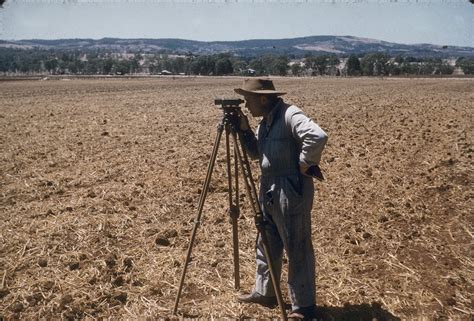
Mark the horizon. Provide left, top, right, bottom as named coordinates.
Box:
left=1, top=1, right=472, bottom=47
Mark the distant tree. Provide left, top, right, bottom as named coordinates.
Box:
left=247, top=54, right=288, bottom=76
left=387, top=63, right=401, bottom=76
left=189, top=58, right=200, bottom=75
left=272, top=56, right=289, bottom=76
left=291, top=63, right=302, bottom=76
left=103, top=58, right=114, bottom=74
left=400, top=62, right=419, bottom=75
left=160, top=56, right=174, bottom=73
left=304, top=55, right=339, bottom=76
left=147, top=63, right=158, bottom=74
left=129, top=58, right=140, bottom=74
left=134, top=52, right=143, bottom=61
left=69, top=59, right=84, bottom=74
left=456, top=57, right=474, bottom=74
left=189, top=55, right=215, bottom=75
left=394, top=55, right=404, bottom=64
left=86, top=55, right=108, bottom=74
left=437, top=63, right=454, bottom=75
left=44, top=58, right=59, bottom=74
left=215, top=57, right=233, bottom=75
left=231, top=59, right=249, bottom=75
left=346, top=54, right=361, bottom=76
left=361, top=53, right=389, bottom=76
left=305, top=55, right=327, bottom=75
left=419, top=61, right=436, bottom=75
left=113, top=59, right=130, bottom=75
left=405, top=56, right=420, bottom=63
left=173, top=57, right=186, bottom=74
left=60, top=52, right=71, bottom=63
left=249, top=56, right=268, bottom=76
left=327, top=55, right=339, bottom=65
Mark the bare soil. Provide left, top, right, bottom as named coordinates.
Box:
left=0, top=77, right=472, bottom=320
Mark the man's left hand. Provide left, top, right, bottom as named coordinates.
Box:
left=300, top=163, right=325, bottom=181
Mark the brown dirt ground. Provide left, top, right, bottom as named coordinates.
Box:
left=0, top=77, right=472, bottom=320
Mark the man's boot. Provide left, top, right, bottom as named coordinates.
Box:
left=237, top=291, right=278, bottom=308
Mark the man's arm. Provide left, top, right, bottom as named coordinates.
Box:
left=286, top=107, right=328, bottom=178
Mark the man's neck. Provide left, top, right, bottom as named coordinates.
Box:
left=262, top=99, right=281, bottom=119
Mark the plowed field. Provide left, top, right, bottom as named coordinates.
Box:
left=0, top=77, right=472, bottom=320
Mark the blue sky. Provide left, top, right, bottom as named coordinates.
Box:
left=0, top=0, right=473, bottom=47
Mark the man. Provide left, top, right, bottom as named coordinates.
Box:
left=234, top=78, right=328, bottom=320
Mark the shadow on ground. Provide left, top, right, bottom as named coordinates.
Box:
left=316, top=302, right=401, bottom=321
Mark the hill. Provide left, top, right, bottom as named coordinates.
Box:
left=1, top=36, right=472, bottom=58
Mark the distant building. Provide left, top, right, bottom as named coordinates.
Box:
left=243, top=68, right=256, bottom=76
left=160, top=70, right=173, bottom=75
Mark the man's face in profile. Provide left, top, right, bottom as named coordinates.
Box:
left=244, top=94, right=267, bottom=117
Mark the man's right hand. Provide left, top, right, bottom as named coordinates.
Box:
left=238, top=110, right=251, bottom=132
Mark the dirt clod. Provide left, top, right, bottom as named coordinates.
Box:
left=155, top=237, right=171, bottom=246
left=68, top=262, right=80, bottom=270
left=11, top=302, right=24, bottom=313
left=26, top=293, right=43, bottom=306
left=38, top=257, right=48, bottom=267
left=164, top=229, right=178, bottom=238
left=445, top=297, right=456, bottom=306
left=123, top=257, right=133, bottom=269
left=113, top=291, right=127, bottom=304
left=352, top=246, right=366, bottom=255
left=362, top=232, right=372, bottom=239
left=0, top=289, right=10, bottom=299
left=105, top=254, right=117, bottom=268
left=112, top=276, right=125, bottom=287
left=42, top=280, right=55, bottom=291
left=215, top=241, right=225, bottom=248
left=60, top=294, right=73, bottom=306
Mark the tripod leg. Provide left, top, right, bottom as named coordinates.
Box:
left=229, top=130, right=288, bottom=321
left=173, top=124, right=225, bottom=315
left=233, top=143, right=240, bottom=290
left=225, top=127, right=240, bottom=290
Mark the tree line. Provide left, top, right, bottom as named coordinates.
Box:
left=0, top=48, right=472, bottom=76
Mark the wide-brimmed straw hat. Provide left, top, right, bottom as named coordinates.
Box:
left=234, top=79, right=286, bottom=96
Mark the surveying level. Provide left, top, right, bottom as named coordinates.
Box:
left=214, top=98, right=244, bottom=108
